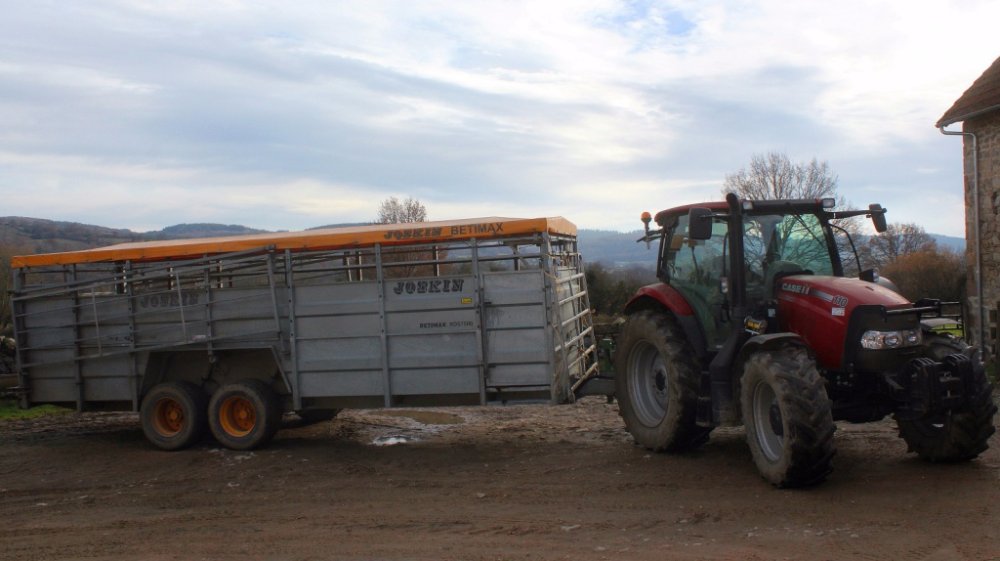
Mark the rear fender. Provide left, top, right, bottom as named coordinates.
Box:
left=624, top=284, right=694, bottom=317
left=623, top=285, right=708, bottom=359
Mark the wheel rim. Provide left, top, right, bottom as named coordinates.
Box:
left=627, top=340, right=669, bottom=427
left=752, top=380, right=784, bottom=463
left=152, top=397, right=186, bottom=437
left=218, top=396, right=256, bottom=437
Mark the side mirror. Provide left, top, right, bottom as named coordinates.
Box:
left=869, top=204, right=887, bottom=233
left=688, top=207, right=714, bottom=240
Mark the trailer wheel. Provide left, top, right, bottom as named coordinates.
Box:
left=614, top=310, right=710, bottom=452
left=209, top=380, right=282, bottom=450
left=140, top=382, right=208, bottom=451
left=297, top=409, right=341, bottom=424
left=896, top=335, right=997, bottom=462
left=740, top=345, right=835, bottom=488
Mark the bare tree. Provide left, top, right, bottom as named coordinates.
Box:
left=373, top=197, right=435, bottom=278
left=377, top=197, right=427, bottom=224
left=723, top=151, right=875, bottom=276
left=723, top=152, right=839, bottom=201
left=866, top=223, right=936, bottom=269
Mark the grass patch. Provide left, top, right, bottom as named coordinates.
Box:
left=0, top=398, right=73, bottom=421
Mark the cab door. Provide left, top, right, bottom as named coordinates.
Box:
left=661, top=215, right=733, bottom=352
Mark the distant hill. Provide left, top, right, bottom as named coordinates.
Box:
left=0, top=217, right=142, bottom=255
left=0, top=217, right=968, bottom=264
left=151, top=223, right=268, bottom=239
left=0, top=217, right=271, bottom=256
left=308, top=222, right=370, bottom=230
left=577, top=229, right=655, bottom=267
left=932, top=234, right=965, bottom=253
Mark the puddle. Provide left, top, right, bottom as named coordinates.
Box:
left=372, top=435, right=417, bottom=446
left=378, top=410, right=464, bottom=425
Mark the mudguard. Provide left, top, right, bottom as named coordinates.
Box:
left=624, top=284, right=707, bottom=359
left=735, top=333, right=809, bottom=371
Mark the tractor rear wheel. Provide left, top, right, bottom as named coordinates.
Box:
left=896, top=334, right=996, bottom=462
left=740, top=345, right=835, bottom=487
left=614, top=310, right=710, bottom=452
left=208, top=379, right=282, bottom=450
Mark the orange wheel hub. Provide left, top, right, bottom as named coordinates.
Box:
left=152, top=398, right=185, bottom=437
left=218, top=396, right=256, bottom=437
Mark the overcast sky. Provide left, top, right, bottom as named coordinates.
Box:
left=1, top=1, right=997, bottom=237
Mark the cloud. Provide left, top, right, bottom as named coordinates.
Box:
left=0, top=1, right=994, bottom=236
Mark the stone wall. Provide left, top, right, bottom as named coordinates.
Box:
left=963, top=110, right=1000, bottom=355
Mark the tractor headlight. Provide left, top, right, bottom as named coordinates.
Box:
left=860, top=328, right=922, bottom=350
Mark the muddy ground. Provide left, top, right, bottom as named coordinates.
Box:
left=1, top=397, right=998, bottom=561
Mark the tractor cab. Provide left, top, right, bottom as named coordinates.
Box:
left=643, top=194, right=886, bottom=356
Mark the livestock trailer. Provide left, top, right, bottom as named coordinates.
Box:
left=9, top=217, right=600, bottom=449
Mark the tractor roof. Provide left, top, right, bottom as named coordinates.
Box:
left=653, top=198, right=839, bottom=227
left=12, top=216, right=577, bottom=268
left=654, top=202, right=728, bottom=226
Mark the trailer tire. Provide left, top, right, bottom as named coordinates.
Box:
left=297, top=409, right=341, bottom=424
left=896, top=335, right=997, bottom=462
left=140, top=382, right=208, bottom=451
left=615, top=310, right=710, bottom=452
left=741, top=345, right=835, bottom=488
left=209, top=380, right=282, bottom=450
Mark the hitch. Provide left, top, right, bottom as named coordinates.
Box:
left=0, top=383, right=28, bottom=401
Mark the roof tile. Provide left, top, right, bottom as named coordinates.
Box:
left=937, top=55, right=1000, bottom=127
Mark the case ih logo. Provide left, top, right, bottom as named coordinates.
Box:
left=780, top=282, right=809, bottom=295
left=780, top=283, right=848, bottom=307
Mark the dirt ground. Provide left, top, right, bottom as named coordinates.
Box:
left=1, top=397, right=998, bottom=561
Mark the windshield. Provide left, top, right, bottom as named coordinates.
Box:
left=743, top=212, right=835, bottom=283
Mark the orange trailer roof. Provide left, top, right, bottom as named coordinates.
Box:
left=12, top=216, right=578, bottom=268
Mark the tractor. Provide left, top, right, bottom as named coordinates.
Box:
left=614, top=193, right=996, bottom=487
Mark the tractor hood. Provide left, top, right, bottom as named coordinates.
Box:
left=775, top=275, right=913, bottom=371
left=776, top=275, right=911, bottom=312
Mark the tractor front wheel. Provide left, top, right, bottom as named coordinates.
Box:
left=740, top=345, right=835, bottom=487
left=614, top=310, right=710, bottom=452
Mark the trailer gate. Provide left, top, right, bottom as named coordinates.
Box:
left=10, top=217, right=598, bottom=414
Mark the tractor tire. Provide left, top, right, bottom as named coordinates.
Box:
left=740, top=345, right=835, bottom=487
left=896, top=334, right=997, bottom=462
left=208, top=379, right=283, bottom=451
left=614, top=310, right=710, bottom=452
left=140, top=381, right=208, bottom=451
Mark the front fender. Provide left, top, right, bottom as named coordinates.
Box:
left=735, top=333, right=810, bottom=373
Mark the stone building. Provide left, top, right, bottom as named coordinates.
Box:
left=937, top=55, right=1000, bottom=355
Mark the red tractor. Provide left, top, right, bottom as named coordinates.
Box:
left=615, top=194, right=996, bottom=487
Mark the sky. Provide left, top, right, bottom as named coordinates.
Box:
left=1, top=1, right=998, bottom=237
